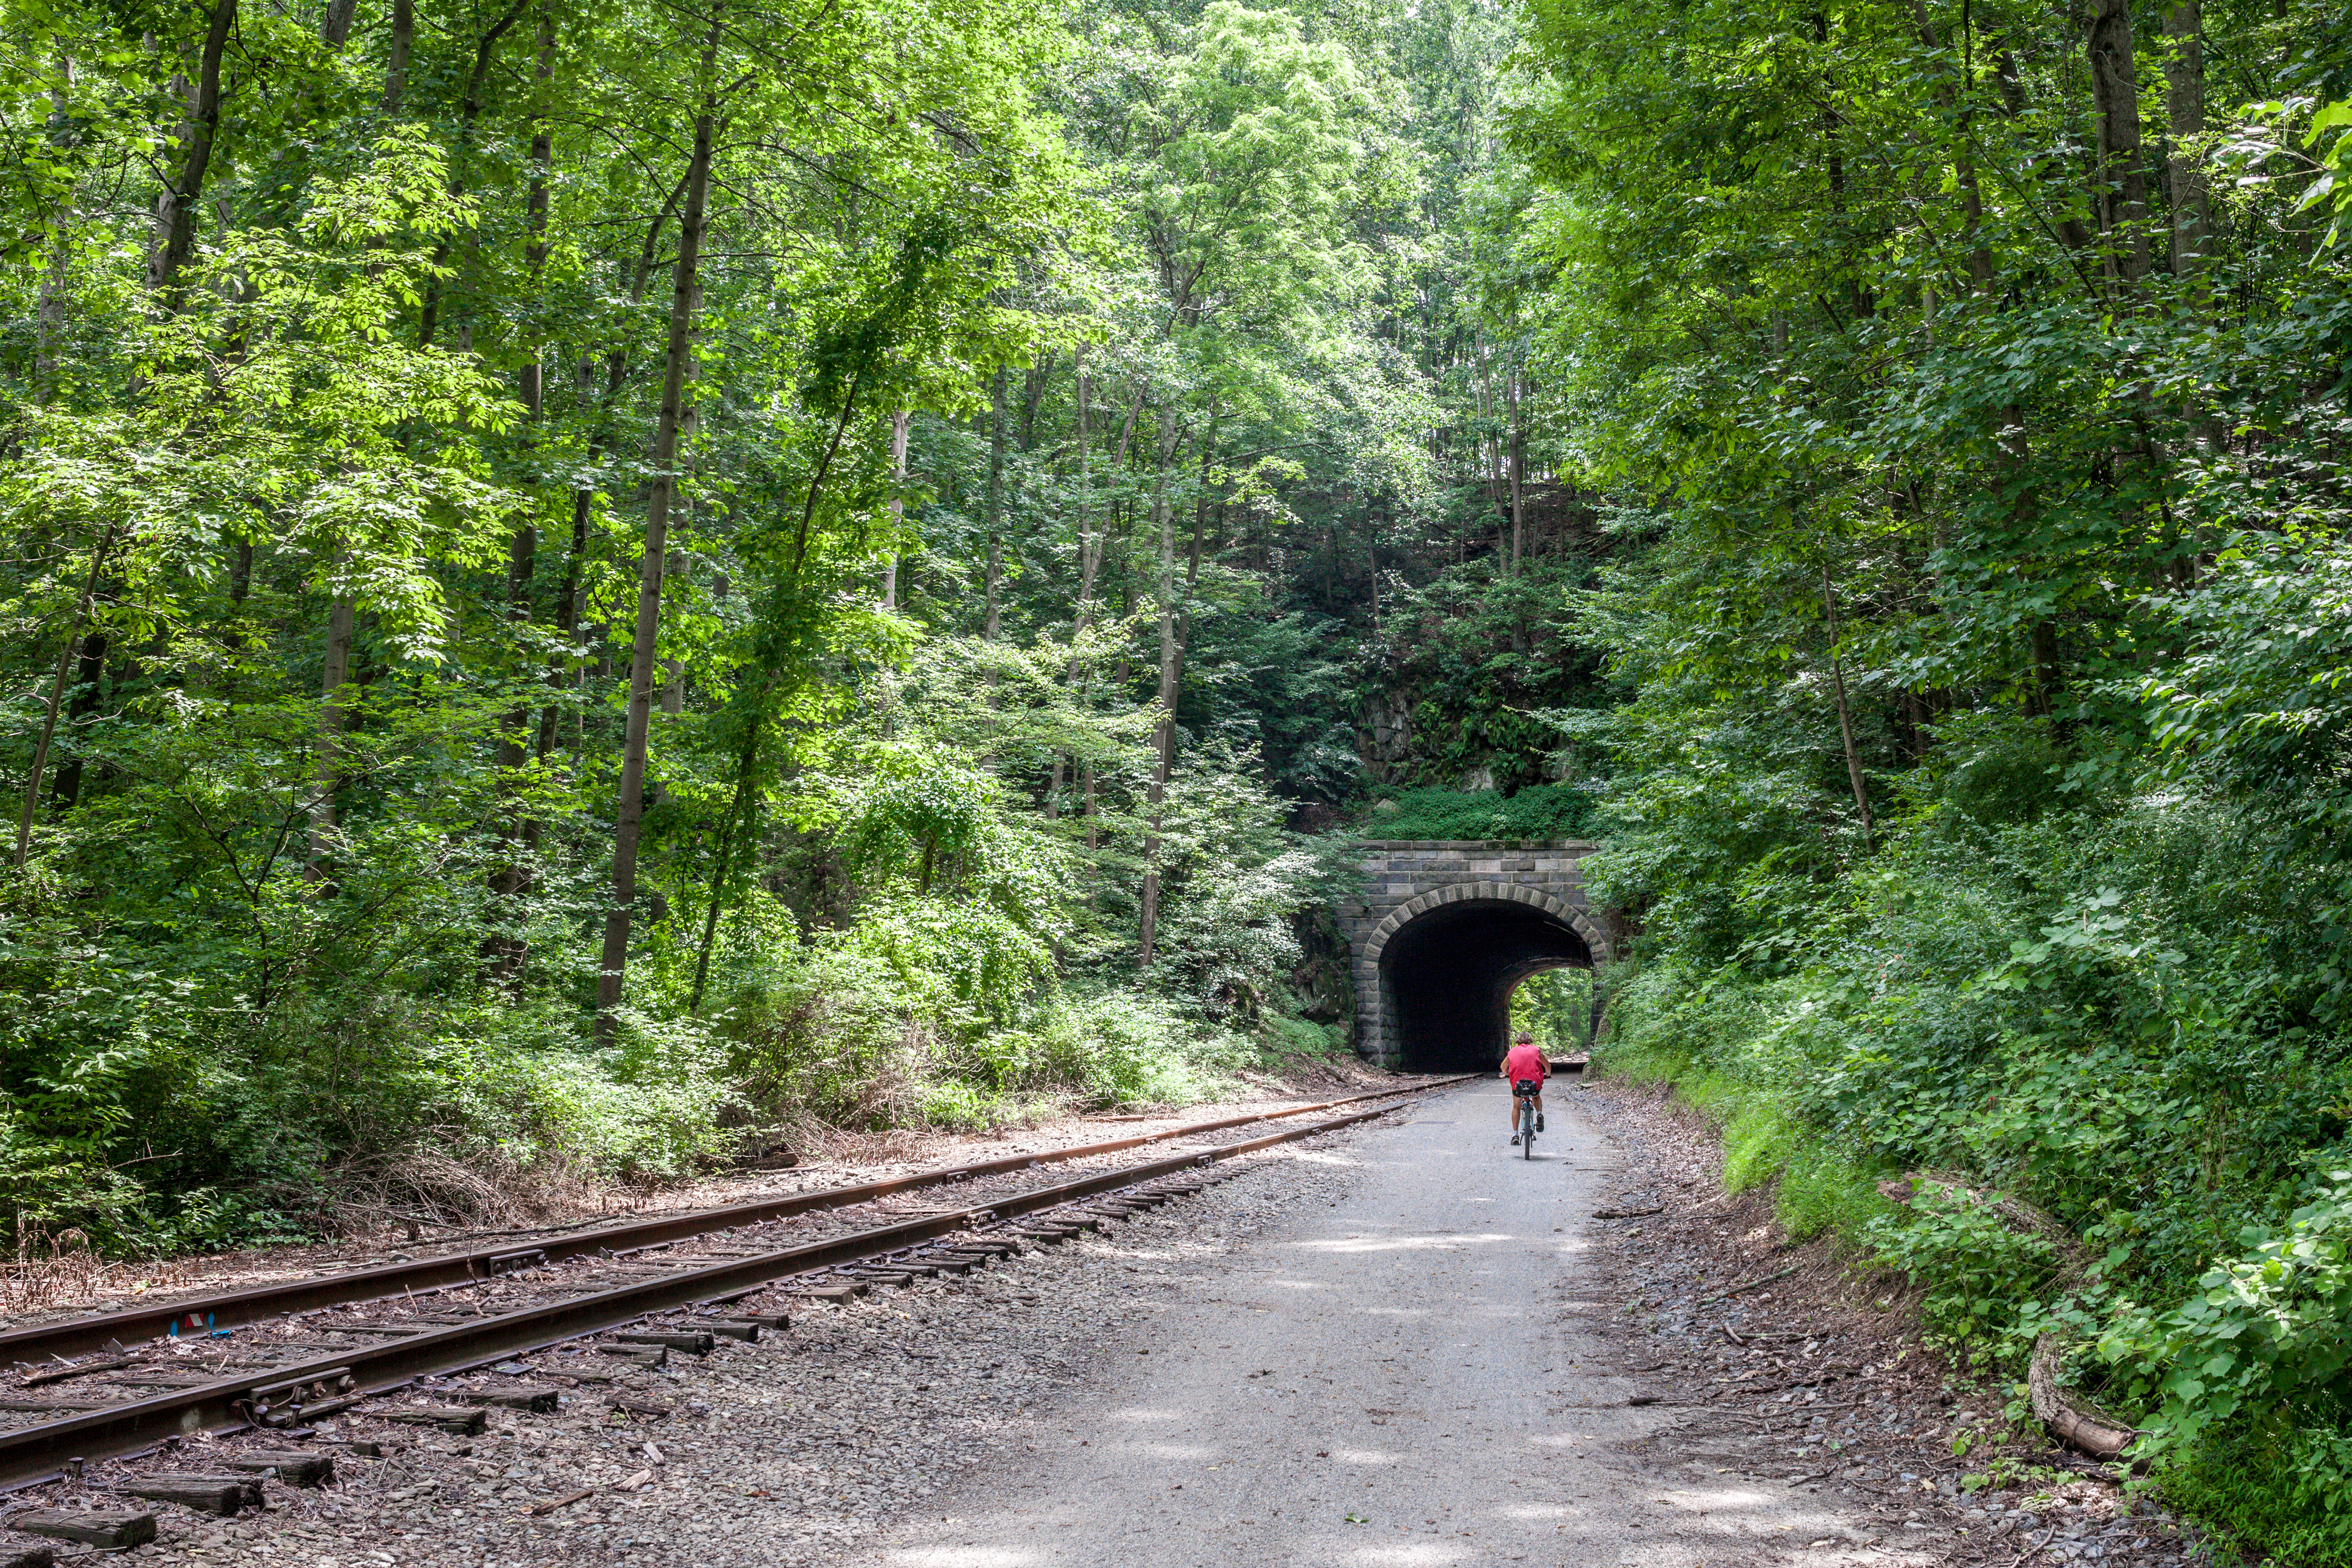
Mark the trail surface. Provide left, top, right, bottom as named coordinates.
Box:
left=854, top=1080, right=1911, bottom=1568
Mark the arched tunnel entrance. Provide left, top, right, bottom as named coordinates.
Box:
left=1377, top=897, right=1593, bottom=1073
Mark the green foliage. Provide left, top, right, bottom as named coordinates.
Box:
left=2163, top=1416, right=2352, bottom=1568
left=1359, top=783, right=1595, bottom=841
left=1593, top=963, right=1893, bottom=1243
left=1866, top=1186, right=2063, bottom=1361
left=2097, top=1169, right=2352, bottom=1457
left=1510, top=967, right=1589, bottom=1052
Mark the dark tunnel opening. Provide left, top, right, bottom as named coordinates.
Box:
left=1379, top=898, right=1592, bottom=1073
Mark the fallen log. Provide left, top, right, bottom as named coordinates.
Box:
left=2028, top=1332, right=2138, bottom=1460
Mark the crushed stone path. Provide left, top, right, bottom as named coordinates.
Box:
left=851, top=1079, right=1923, bottom=1568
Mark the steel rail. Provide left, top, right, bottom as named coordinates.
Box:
left=0, top=1076, right=1472, bottom=1367
left=0, top=1086, right=1468, bottom=1489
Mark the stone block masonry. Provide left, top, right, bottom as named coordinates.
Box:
left=1336, top=840, right=1611, bottom=1069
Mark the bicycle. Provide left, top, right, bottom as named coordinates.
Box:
left=1513, top=1078, right=1541, bottom=1159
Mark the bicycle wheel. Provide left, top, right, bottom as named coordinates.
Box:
left=1523, top=1109, right=1534, bottom=1159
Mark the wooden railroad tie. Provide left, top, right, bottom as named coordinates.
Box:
left=21, top=1357, right=134, bottom=1388
left=450, top=1385, right=562, bottom=1413
left=376, top=1405, right=488, bottom=1435
left=615, top=1330, right=712, bottom=1357
left=10, top=1510, right=156, bottom=1549
left=116, top=1473, right=264, bottom=1516
left=784, top=1283, right=866, bottom=1304
left=690, top=1319, right=761, bottom=1342
left=220, top=1451, right=334, bottom=1486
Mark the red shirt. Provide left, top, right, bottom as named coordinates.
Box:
left=1502, top=1043, right=1548, bottom=1085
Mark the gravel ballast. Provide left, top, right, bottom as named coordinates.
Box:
left=1, top=1124, right=1397, bottom=1568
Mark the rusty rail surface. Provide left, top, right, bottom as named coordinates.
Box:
left=0, top=1079, right=1472, bottom=1489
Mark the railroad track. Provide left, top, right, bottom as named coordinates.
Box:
left=0, top=1076, right=1468, bottom=1494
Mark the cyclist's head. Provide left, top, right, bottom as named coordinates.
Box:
left=1514, top=1031, right=1535, bottom=1046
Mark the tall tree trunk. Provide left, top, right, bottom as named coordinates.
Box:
left=688, top=725, right=760, bottom=1014
left=2161, top=1, right=2211, bottom=273
left=882, top=409, right=909, bottom=608
left=306, top=589, right=356, bottom=881
left=1506, top=363, right=1525, bottom=576
left=13, top=530, right=115, bottom=866
left=539, top=351, right=596, bottom=763
left=595, top=10, right=722, bottom=1041
left=1910, top=0, right=1993, bottom=289
left=381, top=0, right=413, bottom=111
left=322, top=0, right=360, bottom=46
left=982, top=370, right=1007, bottom=641
left=1172, top=415, right=1216, bottom=704
left=34, top=62, right=75, bottom=405
left=417, top=0, right=529, bottom=347
left=487, top=14, right=558, bottom=966
left=47, top=627, right=109, bottom=813
left=1820, top=564, right=1875, bottom=851
left=517, top=2, right=555, bottom=410
left=145, top=0, right=238, bottom=306
left=1049, top=349, right=1093, bottom=821
left=539, top=180, right=688, bottom=762
left=1136, top=410, right=1183, bottom=970
left=2089, top=0, right=2151, bottom=285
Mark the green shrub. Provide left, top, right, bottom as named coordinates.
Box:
left=1865, top=1184, right=2062, bottom=1360
left=1356, top=783, right=1595, bottom=841
left=2163, top=1415, right=2352, bottom=1568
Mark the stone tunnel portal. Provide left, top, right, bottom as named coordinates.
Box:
left=1377, top=897, right=1593, bottom=1074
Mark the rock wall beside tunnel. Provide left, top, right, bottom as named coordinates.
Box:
left=1338, top=841, right=1611, bottom=1071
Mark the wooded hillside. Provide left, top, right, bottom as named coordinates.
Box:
left=0, top=0, right=1609, bottom=1253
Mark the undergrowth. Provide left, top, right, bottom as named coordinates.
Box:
left=1354, top=783, right=1596, bottom=841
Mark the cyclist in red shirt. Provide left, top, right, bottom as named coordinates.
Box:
left=1502, top=1031, right=1548, bottom=1146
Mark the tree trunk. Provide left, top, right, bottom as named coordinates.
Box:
left=1820, top=564, right=1874, bottom=852
left=1071, top=353, right=1099, bottom=633
left=306, top=589, right=356, bottom=881
left=381, top=0, right=413, bottom=111
left=322, top=0, right=360, bottom=46
left=1507, top=365, right=1525, bottom=576
left=2088, top=0, right=2151, bottom=285
left=982, top=370, right=1007, bottom=641
left=688, top=726, right=760, bottom=1014
left=417, top=0, right=528, bottom=347
left=518, top=1, right=556, bottom=407
left=595, top=10, right=722, bottom=1041
left=539, top=352, right=596, bottom=763
left=1909, top=0, right=1993, bottom=289
left=2161, top=1, right=2211, bottom=273
left=1136, top=410, right=1183, bottom=969
left=882, top=408, right=909, bottom=608
left=1048, top=348, right=1092, bottom=820
left=489, top=20, right=557, bottom=961
left=13, top=531, right=115, bottom=866
left=539, top=181, right=688, bottom=762
left=145, top=0, right=239, bottom=305
left=32, top=58, right=77, bottom=405
left=45, top=628, right=110, bottom=813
